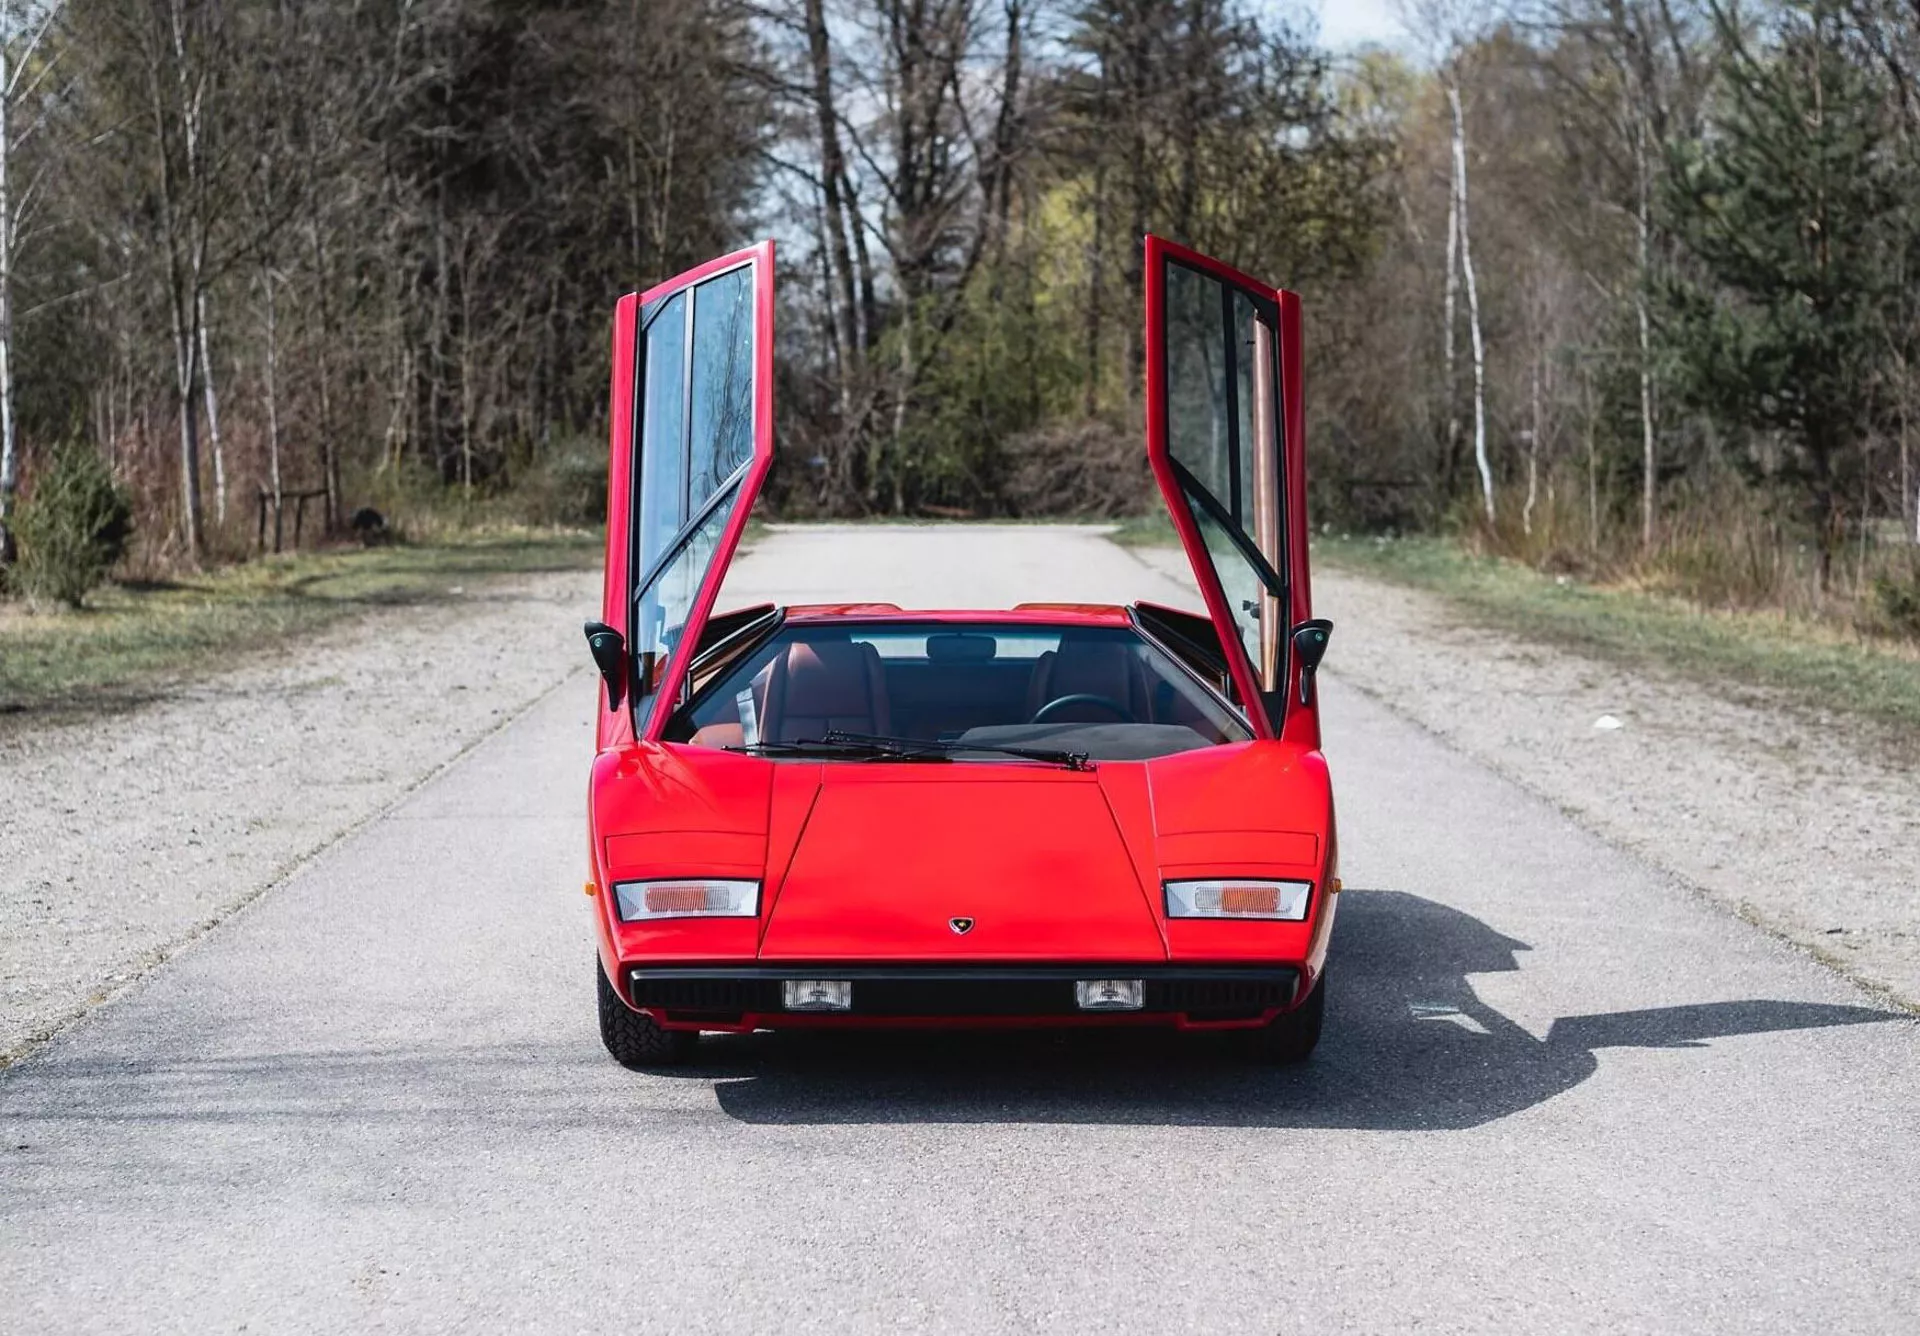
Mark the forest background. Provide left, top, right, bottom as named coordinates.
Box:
left=1, top=0, right=1918, bottom=638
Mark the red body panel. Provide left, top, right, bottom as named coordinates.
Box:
left=589, top=726, right=1338, bottom=1031
left=588, top=236, right=1337, bottom=1036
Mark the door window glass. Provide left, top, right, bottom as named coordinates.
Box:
left=1164, top=263, right=1233, bottom=509
left=1231, top=289, right=1262, bottom=526
left=637, top=291, right=688, bottom=580
left=633, top=485, right=737, bottom=704
left=1190, top=495, right=1265, bottom=669
left=689, top=267, right=755, bottom=505
left=1160, top=258, right=1286, bottom=696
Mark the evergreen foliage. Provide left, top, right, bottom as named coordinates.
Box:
left=1662, top=2, right=1910, bottom=582
left=12, top=441, right=133, bottom=609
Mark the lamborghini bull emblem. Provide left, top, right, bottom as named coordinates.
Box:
left=948, top=917, right=975, bottom=935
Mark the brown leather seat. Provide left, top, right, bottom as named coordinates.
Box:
left=761, top=640, right=892, bottom=741
left=1026, top=637, right=1149, bottom=723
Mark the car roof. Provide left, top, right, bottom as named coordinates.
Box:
left=781, top=602, right=1134, bottom=627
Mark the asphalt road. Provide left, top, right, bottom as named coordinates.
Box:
left=4, top=525, right=1917, bottom=1334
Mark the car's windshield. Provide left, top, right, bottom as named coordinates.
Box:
left=664, top=621, right=1250, bottom=762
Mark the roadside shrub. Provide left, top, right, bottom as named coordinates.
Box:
left=1003, top=415, right=1153, bottom=517
left=516, top=436, right=608, bottom=527
left=1869, top=556, right=1920, bottom=639
left=12, top=440, right=134, bottom=608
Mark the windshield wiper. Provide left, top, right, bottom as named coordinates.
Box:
left=823, top=729, right=1092, bottom=772
left=724, top=738, right=951, bottom=763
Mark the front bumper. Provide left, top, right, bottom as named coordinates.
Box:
left=623, top=964, right=1302, bottom=1030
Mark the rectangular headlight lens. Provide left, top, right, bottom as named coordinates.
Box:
left=1164, top=878, right=1311, bottom=921
left=612, top=878, right=760, bottom=922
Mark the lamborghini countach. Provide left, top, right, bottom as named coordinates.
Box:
left=582, top=236, right=1338, bottom=1068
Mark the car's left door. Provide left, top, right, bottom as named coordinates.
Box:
left=1142, top=235, right=1314, bottom=743
left=598, top=241, right=775, bottom=747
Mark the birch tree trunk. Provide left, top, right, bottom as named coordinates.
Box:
left=0, top=24, right=14, bottom=565
left=0, top=0, right=63, bottom=564
left=198, top=291, right=225, bottom=525
left=168, top=295, right=202, bottom=555
left=1901, top=347, right=1916, bottom=543
left=1442, top=139, right=1459, bottom=493
left=153, top=0, right=210, bottom=556
left=1584, top=366, right=1599, bottom=553
left=1448, top=83, right=1494, bottom=525
left=261, top=268, right=284, bottom=551
left=152, top=91, right=203, bottom=554
left=309, top=222, right=340, bottom=531
left=1525, top=353, right=1541, bottom=537
left=1634, top=113, right=1658, bottom=550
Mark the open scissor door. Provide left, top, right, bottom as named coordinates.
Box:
left=1143, top=235, right=1315, bottom=741
left=598, top=241, right=775, bottom=746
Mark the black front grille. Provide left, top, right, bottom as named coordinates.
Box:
left=1147, top=976, right=1296, bottom=1015
left=843, top=977, right=1079, bottom=1016
left=628, top=976, right=779, bottom=1014
left=628, top=966, right=1297, bottom=1020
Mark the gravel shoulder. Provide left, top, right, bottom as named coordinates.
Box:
left=0, top=565, right=597, bottom=1064
left=1133, top=543, right=1920, bottom=1009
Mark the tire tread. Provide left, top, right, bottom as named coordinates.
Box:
left=597, top=962, right=697, bottom=1068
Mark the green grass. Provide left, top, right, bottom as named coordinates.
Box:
left=1105, top=513, right=1180, bottom=548
left=1312, top=533, right=1920, bottom=747
left=0, top=529, right=599, bottom=717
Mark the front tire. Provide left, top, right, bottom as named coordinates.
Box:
left=1247, top=971, right=1325, bottom=1064
left=597, top=961, right=697, bottom=1069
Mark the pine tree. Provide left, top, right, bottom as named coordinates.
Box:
left=1662, top=1, right=1907, bottom=587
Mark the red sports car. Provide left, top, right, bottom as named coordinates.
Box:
left=582, top=235, right=1337, bottom=1068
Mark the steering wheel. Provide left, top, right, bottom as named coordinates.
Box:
left=1029, top=693, right=1135, bottom=724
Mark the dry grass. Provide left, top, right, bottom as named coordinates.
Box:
left=1314, top=531, right=1920, bottom=751
left=1462, top=480, right=1920, bottom=641
left=0, top=527, right=598, bottom=716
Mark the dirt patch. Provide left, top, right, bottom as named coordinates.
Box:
left=1132, top=546, right=1920, bottom=1009
left=0, top=567, right=598, bottom=1063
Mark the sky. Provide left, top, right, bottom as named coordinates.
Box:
left=1310, top=0, right=1413, bottom=51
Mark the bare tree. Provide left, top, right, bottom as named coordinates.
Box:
left=1447, top=81, right=1494, bottom=524
left=0, top=0, right=64, bottom=564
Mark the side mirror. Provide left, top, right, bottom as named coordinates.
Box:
left=584, top=620, right=627, bottom=709
left=1290, top=619, right=1333, bottom=707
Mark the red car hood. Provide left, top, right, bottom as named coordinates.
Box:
left=759, top=768, right=1166, bottom=961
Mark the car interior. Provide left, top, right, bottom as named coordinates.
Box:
left=666, top=621, right=1250, bottom=761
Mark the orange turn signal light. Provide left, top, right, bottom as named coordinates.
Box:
left=644, top=886, right=715, bottom=914
left=1218, top=885, right=1282, bottom=914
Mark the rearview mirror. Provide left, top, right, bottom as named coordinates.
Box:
left=1290, top=619, right=1333, bottom=707
left=583, top=620, right=627, bottom=709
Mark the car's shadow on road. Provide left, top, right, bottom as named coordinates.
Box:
left=682, top=890, right=1903, bottom=1129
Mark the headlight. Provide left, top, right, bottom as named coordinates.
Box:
left=1164, top=878, right=1311, bottom=921
left=613, top=878, right=760, bottom=922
